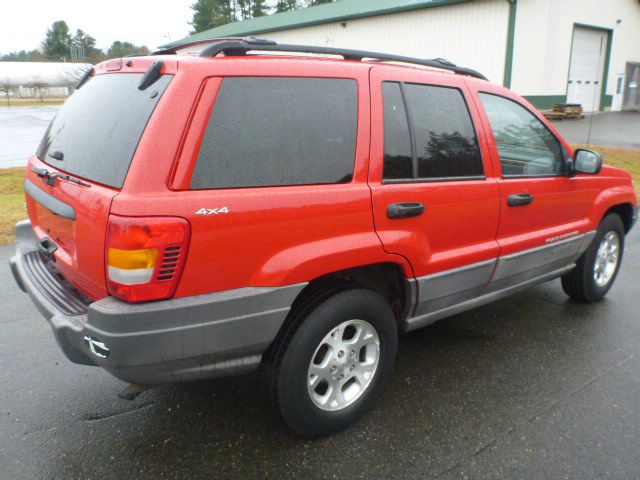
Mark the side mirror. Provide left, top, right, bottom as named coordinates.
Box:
left=573, top=149, right=603, bottom=175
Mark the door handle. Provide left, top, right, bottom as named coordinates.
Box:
left=508, top=193, right=534, bottom=207
left=387, top=202, right=425, bottom=219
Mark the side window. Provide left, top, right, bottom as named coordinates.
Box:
left=382, top=82, right=413, bottom=179
left=382, top=81, right=484, bottom=181
left=479, top=93, right=564, bottom=177
left=404, top=83, right=484, bottom=179
left=191, top=77, right=358, bottom=189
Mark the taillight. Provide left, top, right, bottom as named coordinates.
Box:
left=106, top=215, right=190, bottom=302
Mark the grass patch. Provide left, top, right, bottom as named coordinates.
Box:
left=573, top=144, right=640, bottom=183
left=0, top=98, right=66, bottom=107
left=0, top=146, right=638, bottom=245
left=0, top=168, right=26, bottom=244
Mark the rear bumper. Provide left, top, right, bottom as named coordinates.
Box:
left=10, top=220, right=306, bottom=384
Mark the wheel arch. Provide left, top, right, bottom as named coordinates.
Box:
left=262, top=262, right=413, bottom=366
left=299, top=262, right=413, bottom=323
left=602, top=202, right=635, bottom=233
left=590, top=183, right=636, bottom=233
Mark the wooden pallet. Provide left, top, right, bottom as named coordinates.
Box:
left=542, top=103, right=584, bottom=120
left=541, top=110, right=566, bottom=120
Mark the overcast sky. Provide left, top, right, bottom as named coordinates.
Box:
left=0, top=0, right=195, bottom=54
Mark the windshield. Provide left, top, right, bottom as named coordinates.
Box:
left=37, top=73, right=172, bottom=188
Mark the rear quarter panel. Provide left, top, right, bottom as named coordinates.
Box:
left=113, top=58, right=411, bottom=297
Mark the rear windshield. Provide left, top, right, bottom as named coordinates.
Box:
left=37, top=73, right=171, bottom=188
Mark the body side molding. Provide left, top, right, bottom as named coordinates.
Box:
left=403, top=231, right=596, bottom=331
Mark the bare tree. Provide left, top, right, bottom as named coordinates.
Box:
left=29, top=75, right=47, bottom=102
left=0, top=78, right=13, bottom=106
left=63, top=64, right=92, bottom=89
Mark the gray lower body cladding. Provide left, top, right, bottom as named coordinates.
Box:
left=404, top=232, right=596, bottom=331
left=10, top=220, right=306, bottom=384
left=10, top=217, right=600, bottom=383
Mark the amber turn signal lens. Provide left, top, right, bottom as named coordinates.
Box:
left=108, top=248, right=158, bottom=270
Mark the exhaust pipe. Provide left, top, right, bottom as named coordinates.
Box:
left=83, top=336, right=110, bottom=358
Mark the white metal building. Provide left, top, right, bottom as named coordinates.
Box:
left=0, top=62, right=92, bottom=98
left=163, top=0, right=640, bottom=112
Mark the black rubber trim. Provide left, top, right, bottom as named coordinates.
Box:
left=20, top=251, right=89, bottom=316
left=24, top=179, right=76, bottom=220
left=382, top=175, right=486, bottom=184
left=630, top=206, right=639, bottom=230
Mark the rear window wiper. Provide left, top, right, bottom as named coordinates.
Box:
left=32, top=166, right=91, bottom=187
left=76, top=67, right=94, bottom=90
left=48, top=150, right=64, bottom=161
left=56, top=173, right=91, bottom=187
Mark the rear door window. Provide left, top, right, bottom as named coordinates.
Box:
left=37, top=73, right=171, bottom=188
left=191, top=77, right=358, bottom=189
left=382, top=81, right=484, bottom=181
left=382, top=82, right=413, bottom=180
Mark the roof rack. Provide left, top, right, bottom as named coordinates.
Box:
left=194, top=37, right=488, bottom=81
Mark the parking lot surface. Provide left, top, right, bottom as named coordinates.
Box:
left=0, top=106, right=58, bottom=168
left=552, top=111, right=640, bottom=150
left=1, top=229, right=640, bottom=479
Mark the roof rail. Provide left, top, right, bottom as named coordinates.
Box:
left=151, top=37, right=245, bottom=56
left=196, top=37, right=488, bottom=81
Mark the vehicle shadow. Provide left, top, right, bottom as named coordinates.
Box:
left=44, top=280, right=625, bottom=479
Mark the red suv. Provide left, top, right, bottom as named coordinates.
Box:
left=10, top=39, right=638, bottom=437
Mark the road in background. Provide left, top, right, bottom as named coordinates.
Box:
left=1, top=229, right=640, bottom=479
left=0, top=106, right=58, bottom=168
left=553, top=111, right=640, bottom=150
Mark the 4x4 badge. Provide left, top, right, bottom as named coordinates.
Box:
left=195, top=207, right=230, bottom=215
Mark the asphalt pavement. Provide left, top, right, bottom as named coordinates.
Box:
left=0, top=106, right=58, bottom=168
left=1, top=229, right=640, bottom=479
left=551, top=111, right=640, bottom=150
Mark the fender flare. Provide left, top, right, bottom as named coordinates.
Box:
left=251, top=232, right=414, bottom=286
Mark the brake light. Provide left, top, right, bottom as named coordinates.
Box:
left=106, top=215, right=190, bottom=302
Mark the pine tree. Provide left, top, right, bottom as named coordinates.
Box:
left=237, top=0, right=252, bottom=20
left=72, top=29, right=104, bottom=64
left=106, top=41, right=149, bottom=59
left=190, top=0, right=236, bottom=33
left=251, top=0, right=267, bottom=17
left=276, top=0, right=300, bottom=13
left=42, top=20, right=72, bottom=61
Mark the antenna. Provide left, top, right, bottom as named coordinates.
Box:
left=586, top=33, right=606, bottom=145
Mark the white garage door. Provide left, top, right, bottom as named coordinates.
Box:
left=566, top=26, right=608, bottom=112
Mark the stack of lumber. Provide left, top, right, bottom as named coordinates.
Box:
left=541, top=103, right=584, bottom=120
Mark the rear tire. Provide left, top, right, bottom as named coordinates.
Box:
left=266, top=288, right=397, bottom=437
left=561, top=214, right=625, bottom=302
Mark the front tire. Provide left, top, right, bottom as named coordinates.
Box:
left=561, top=214, right=625, bottom=302
left=268, top=288, right=397, bottom=437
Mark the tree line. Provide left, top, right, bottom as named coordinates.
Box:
left=1, top=20, right=149, bottom=64
left=1, top=0, right=338, bottom=64
left=190, top=0, right=335, bottom=33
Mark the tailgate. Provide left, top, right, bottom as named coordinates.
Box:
left=25, top=156, right=117, bottom=300
left=23, top=70, right=173, bottom=300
